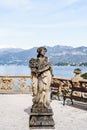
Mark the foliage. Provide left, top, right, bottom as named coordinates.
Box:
left=81, top=73, right=87, bottom=79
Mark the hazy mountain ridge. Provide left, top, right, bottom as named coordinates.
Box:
left=0, top=45, right=87, bottom=65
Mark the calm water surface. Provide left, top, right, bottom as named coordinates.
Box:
left=0, top=65, right=87, bottom=78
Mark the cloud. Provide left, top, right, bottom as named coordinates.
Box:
left=0, top=43, right=18, bottom=49
left=9, top=21, right=87, bottom=29
left=0, top=28, right=33, bottom=38
left=51, top=0, right=81, bottom=10
left=0, top=0, right=82, bottom=11
left=63, top=0, right=81, bottom=7
left=0, top=19, right=86, bottom=32
left=0, top=0, right=31, bottom=10
left=0, top=0, right=30, bottom=7
left=0, top=28, right=34, bottom=49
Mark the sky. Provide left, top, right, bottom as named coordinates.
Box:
left=0, top=0, right=87, bottom=49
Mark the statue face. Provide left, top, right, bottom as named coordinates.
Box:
left=40, top=49, right=46, bottom=56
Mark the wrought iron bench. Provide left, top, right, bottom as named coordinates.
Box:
left=63, top=80, right=87, bottom=105
left=50, top=77, right=87, bottom=106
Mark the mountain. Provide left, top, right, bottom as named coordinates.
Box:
left=0, top=45, right=87, bottom=65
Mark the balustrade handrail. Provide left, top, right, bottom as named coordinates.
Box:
left=0, top=75, right=87, bottom=82
left=0, top=75, right=32, bottom=78
left=53, top=76, right=87, bottom=83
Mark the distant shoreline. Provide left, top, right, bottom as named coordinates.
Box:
left=0, top=63, right=87, bottom=66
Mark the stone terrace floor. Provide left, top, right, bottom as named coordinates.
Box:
left=0, top=94, right=87, bottom=130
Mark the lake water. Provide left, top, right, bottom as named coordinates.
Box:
left=0, top=65, right=87, bottom=78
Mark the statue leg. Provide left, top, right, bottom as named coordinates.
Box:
left=41, top=71, right=52, bottom=107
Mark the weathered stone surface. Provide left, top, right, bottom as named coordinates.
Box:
left=31, top=104, right=53, bottom=113
left=29, top=104, right=55, bottom=128
left=29, top=47, right=55, bottom=128
left=29, top=115, right=55, bottom=128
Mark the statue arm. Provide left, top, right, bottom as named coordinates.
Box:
left=37, top=65, right=50, bottom=73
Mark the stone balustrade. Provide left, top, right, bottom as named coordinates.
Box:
left=0, top=75, right=87, bottom=98
left=0, top=76, right=32, bottom=93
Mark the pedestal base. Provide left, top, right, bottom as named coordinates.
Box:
left=29, top=105, right=55, bottom=129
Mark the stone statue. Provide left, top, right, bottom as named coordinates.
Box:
left=71, top=68, right=83, bottom=84
left=29, top=47, right=55, bottom=128
left=29, top=47, right=53, bottom=108
left=71, top=68, right=83, bottom=97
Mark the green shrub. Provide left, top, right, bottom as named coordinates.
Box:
left=81, top=73, right=87, bottom=79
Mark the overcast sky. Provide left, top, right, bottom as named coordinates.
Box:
left=0, top=0, right=87, bottom=49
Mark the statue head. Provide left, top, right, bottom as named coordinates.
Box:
left=37, top=47, right=47, bottom=53
left=37, top=47, right=47, bottom=57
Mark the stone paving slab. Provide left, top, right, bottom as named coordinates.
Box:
left=0, top=94, right=87, bottom=130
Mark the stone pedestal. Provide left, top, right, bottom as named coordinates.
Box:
left=29, top=104, right=55, bottom=129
